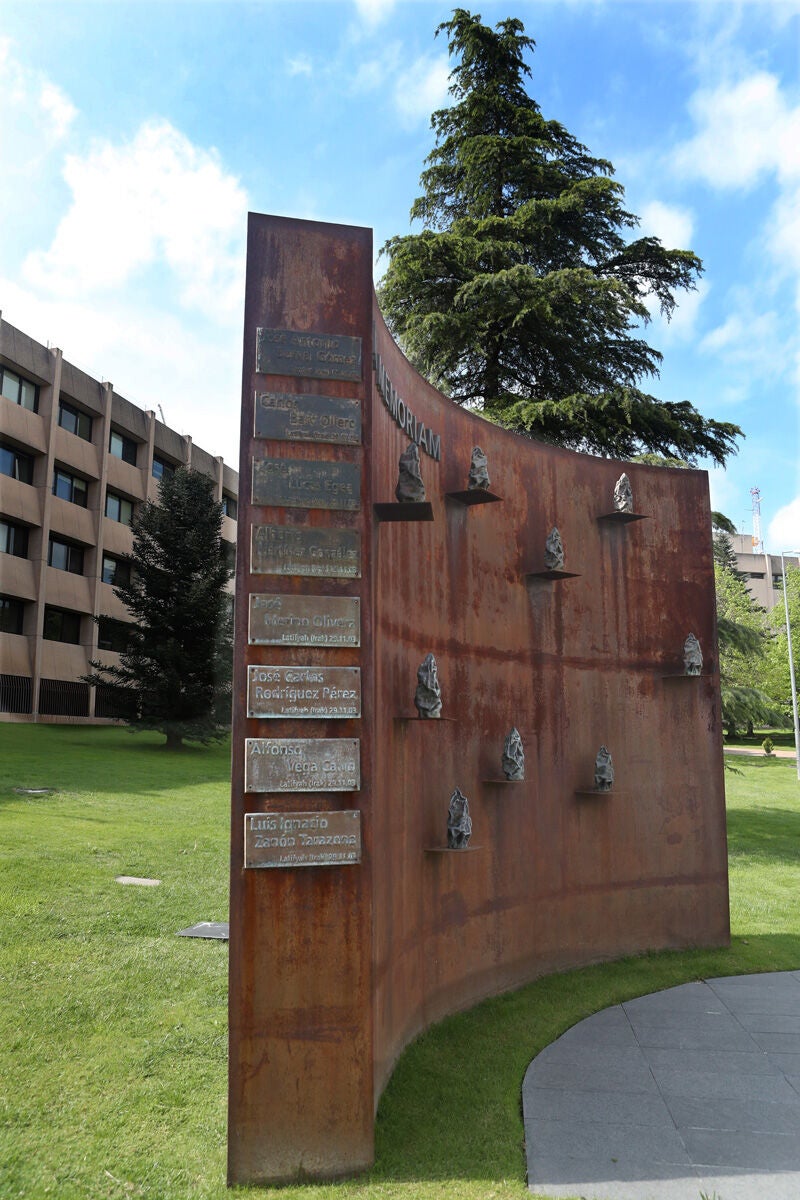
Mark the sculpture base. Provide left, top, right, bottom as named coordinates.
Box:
left=525, top=570, right=581, bottom=582
left=597, top=511, right=649, bottom=524
left=374, top=502, right=434, bottom=522
left=446, top=490, right=503, bottom=507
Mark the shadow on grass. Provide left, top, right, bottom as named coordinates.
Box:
left=727, top=804, right=800, bottom=865
left=0, top=724, right=232, bottom=799
left=368, top=935, right=800, bottom=1184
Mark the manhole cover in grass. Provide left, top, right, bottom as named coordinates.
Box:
left=176, top=922, right=229, bottom=940
left=115, top=876, right=161, bottom=887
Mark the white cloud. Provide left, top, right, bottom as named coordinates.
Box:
left=393, top=54, right=450, bottom=126
left=768, top=497, right=800, bottom=553
left=638, top=201, right=694, bottom=250
left=673, top=72, right=800, bottom=189
left=22, top=119, right=248, bottom=321
left=0, top=37, right=77, bottom=171
left=699, top=305, right=785, bottom=376
left=0, top=274, right=242, bottom=467
left=353, top=0, right=396, bottom=28
left=38, top=81, right=77, bottom=140
left=287, top=54, right=312, bottom=77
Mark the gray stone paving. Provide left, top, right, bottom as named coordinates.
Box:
left=523, top=971, right=800, bottom=1199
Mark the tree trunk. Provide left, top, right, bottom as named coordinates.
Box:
left=164, top=730, right=184, bottom=751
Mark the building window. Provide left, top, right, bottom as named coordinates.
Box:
left=221, top=540, right=236, bottom=574
left=101, top=553, right=131, bottom=588
left=58, top=400, right=92, bottom=441
left=747, top=572, right=765, bottom=580
left=48, top=537, right=85, bottom=575
left=0, top=596, right=25, bottom=635
left=53, top=467, right=88, bottom=507
left=0, top=366, right=38, bottom=412
left=97, top=617, right=131, bottom=653
left=773, top=574, right=784, bottom=589
left=109, top=429, right=138, bottom=465
left=152, top=455, right=175, bottom=481
left=43, top=606, right=82, bottom=644
left=222, top=493, right=238, bottom=519
left=1, top=442, right=35, bottom=485
left=0, top=520, right=29, bottom=558
left=105, top=491, right=134, bottom=525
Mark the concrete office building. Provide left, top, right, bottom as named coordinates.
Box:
left=0, top=316, right=238, bottom=722
left=732, top=534, right=799, bottom=612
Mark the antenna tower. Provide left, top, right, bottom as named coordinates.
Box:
left=750, top=486, right=763, bottom=552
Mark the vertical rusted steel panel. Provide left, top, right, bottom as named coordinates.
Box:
left=228, top=216, right=375, bottom=1184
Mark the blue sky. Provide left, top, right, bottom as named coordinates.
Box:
left=2, top=0, right=798, bottom=549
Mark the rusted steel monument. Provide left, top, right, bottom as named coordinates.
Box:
left=228, top=214, right=729, bottom=1184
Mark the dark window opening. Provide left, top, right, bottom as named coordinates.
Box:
left=0, top=596, right=25, bottom=635
left=53, top=468, right=88, bottom=507
left=48, top=537, right=85, bottom=575
left=1, top=367, right=38, bottom=412
left=0, top=520, right=29, bottom=558
left=43, top=606, right=82, bottom=645
left=58, top=400, right=92, bottom=441
left=1, top=442, right=35, bottom=485
left=109, top=430, right=138, bottom=465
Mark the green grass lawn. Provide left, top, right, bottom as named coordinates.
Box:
left=1, top=725, right=799, bottom=1200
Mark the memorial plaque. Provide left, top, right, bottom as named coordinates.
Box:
left=244, top=810, right=361, bottom=869
left=257, top=327, right=362, bottom=382
left=252, top=457, right=360, bottom=511
left=251, top=524, right=360, bottom=578
left=249, top=594, right=360, bottom=647
left=245, top=738, right=360, bottom=793
left=255, top=392, right=361, bottom=446
left=247, top=665, right=361, bottom=718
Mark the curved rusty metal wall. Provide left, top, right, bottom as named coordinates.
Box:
left=369, top=306, right=729, bottom=1095
left=228, top=214, right=729, bottom=1184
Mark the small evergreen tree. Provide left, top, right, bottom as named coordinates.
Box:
left=379, top=9, right=742, bottom=465
left=763, top=564, right=800, bottom=723
left=86, top=468, right=233, bottom=749
left=715, top=562, right=777, bottom=739
left=712, top=512, right=744, bottom=579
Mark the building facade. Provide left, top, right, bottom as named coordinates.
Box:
left=1, top=316, right=238, bottom=722
left=732, top=534, right=799, bottom=611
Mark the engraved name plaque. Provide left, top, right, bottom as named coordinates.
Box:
left=252, top=458, right=360, bottom=511
left=249, top=594, right=360, bottom=647
left=245, top=738, right=360, bottom=793
left=244, top=809, right=361, bottom=869
left=257, top=328, right=362, bottom=382
left=255, top=392, right=361, bottom=446
left=251, top=524, right=361, bottom=578
left=247, top=665, right=361, bottom=718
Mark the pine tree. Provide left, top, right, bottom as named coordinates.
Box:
left=715, top=563, right=777, bottom=738
left=85, top=468, right=233, bottom=749
left=379, top=8, right=742, bottom=465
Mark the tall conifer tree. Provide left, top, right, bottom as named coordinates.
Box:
left=86, top=468, right=233, bottom=749
left=379, top=9, right=742, bottom=465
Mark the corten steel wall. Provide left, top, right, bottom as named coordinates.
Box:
left=369, top=308, right=729, bottom=1095
left=228, top=213, right=729, bottom=1184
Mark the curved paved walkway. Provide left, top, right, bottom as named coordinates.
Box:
left=524, top=971, right=800, bottom=1200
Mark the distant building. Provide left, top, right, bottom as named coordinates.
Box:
left=732, top=534, right=798, bottom=612
left=1, top=316, right=238, bottom=722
